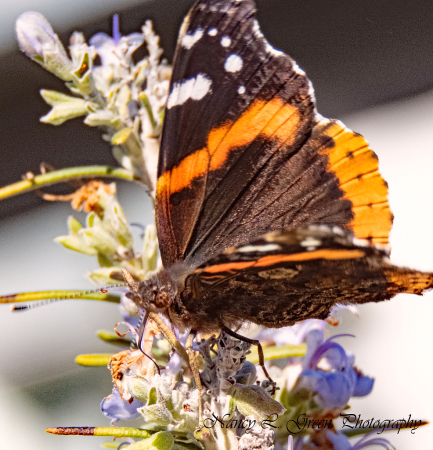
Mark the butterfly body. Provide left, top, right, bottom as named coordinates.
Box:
left=127, top=0, right=433, bottom=334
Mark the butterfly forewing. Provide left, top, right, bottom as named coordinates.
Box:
left=157, top=0, right=315, bottom=267
left=156, top=0, right=393, bottom=272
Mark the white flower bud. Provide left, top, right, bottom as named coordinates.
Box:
left=15, top=12, right=73, bottom=80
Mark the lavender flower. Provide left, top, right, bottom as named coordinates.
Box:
left=101, top=387, right=143, bottom=424
left=289, top=331, right=374, bottom=416
left=90, top=15, right=144, bottom=67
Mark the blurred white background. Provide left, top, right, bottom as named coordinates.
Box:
left=1, top=0, right=433, bottom=449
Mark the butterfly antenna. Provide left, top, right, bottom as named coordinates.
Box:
left=4, top=284, right=130, bottom=313
left=11, top=298, right=61, bottom=312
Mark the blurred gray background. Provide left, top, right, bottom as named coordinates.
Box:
left=1, top=0, right=433, bottom=449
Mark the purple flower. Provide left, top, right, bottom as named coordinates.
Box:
left=291, top=331, right=374, bottom=415
left=101, top=387, right=143, bottom=425
left=90, top=15, right=144, bottom=66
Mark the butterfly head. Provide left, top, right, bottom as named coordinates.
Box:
left=126, top=269, right=178, bottom=314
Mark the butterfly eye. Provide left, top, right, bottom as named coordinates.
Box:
left=154, top=291, right=169, bottom=309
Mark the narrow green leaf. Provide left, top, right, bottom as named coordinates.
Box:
left=75, top=354, right=113, bottom=366
left=55, top=235, right=98, bottom=255
left=40, top=90, right=88, bottom=125
left=40, top=89, right=82, bottom=106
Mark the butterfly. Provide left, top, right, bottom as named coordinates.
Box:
left=126, top=0, right=433, bottom=345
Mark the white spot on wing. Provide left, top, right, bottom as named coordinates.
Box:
left=224, top=54, right=243, bottom=73
left=238, top=85, right=246, bottom=94
left=221, top=36, right=231, bottom=47
left=300, top=238, right=322, bottom=249
left=167, top=74, right=212, bottom=109
left=181, top=29, right=204, bottom=49
left=208, top=28, right=217, bottom=36
left=332, top=226, right=345, bottom=236
left=237, top=244, right=281, bottom=253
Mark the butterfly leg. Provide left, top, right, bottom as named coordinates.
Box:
left=222, top=326, right=274, bottom=383
left=135, top=309, right=162, bottom=375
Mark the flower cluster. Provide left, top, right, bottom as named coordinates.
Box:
left=16, top=12, right=172, bottom=194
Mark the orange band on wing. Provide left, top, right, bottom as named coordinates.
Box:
left=201, top=249, right=365, bottom=274
left=157, top=98, right=300, bottom=197
left=318, top=120, right=393, bottom=245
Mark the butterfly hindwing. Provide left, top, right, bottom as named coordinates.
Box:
left=179, top=226, right=432, bottom=332
left=156, top=0, right=393, bottom=270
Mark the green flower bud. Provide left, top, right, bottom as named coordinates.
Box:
left=138, top=387, right=174, bottom=426
left=127, top=376, right=150, bottom=404
left=228, top=383, right=286, bottom=420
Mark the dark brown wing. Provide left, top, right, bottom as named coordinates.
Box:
left=174, top=226, right=433, bottom=333
left=156, top=0, right=392, bottom=269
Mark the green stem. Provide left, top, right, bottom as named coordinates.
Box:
left=0, top=166, right=137, bottom=201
